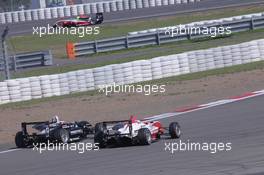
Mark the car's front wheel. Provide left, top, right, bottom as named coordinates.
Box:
left=53, top=24, right=58, bottom=28
left=169, top=122, right=181, bottom=139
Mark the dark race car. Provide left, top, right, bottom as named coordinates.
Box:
left=53, top=13, right=103, bottom=28
left=94, top=116, right=181, bottom=148
left=15, top=116, right=94, bottom=148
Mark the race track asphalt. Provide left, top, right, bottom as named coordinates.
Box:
left=0, top=93, right=264, bottom=175
left=1, top=0, right=264, bottom=35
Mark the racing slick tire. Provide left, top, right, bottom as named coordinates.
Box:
left=54, top=128, right=70, bottom=143
left=94, top=131, right=107, bottom=148
left=15, top=131, right=29, bottom=148
left=53, top=24, right=58, bottom=28
left=169, top=122, right=181, bottom=139
left=94, top=122, right=105, bottom=133
left=137, top=128, right=152, bottom=145
left=94, top=123, right=107, bottom=148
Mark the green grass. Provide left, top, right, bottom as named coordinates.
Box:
left=8, top=4, right=264, bottom=58
left=10, top=28, right=264, bottom=79
left=1, top=60, right=264, bottom=109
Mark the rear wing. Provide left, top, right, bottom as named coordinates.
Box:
left=21, top=121, right=49, bottom=135
left=100, top=120, right=131, bottom=129
left=101, top=120, right=130, bottom=124
left=97, top=119, right=133, bottom=136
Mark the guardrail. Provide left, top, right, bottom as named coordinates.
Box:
left=128, top=12, right=264, bottom=35
left=0, top=50, right=53, bottom=71
left=0, top=0, right=201, bottom=24
left=0, top=39, right=263, bottom=104
left=68, top=13, right=264, bottom=58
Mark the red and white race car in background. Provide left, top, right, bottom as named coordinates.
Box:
left=53, top=13, right=103, bottom=28
left=94, top=116, right=181, bottom=148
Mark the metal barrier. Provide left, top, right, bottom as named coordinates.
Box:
left=0, top=39, right=263, bottom=104
left=70, top=14, right=264, bottom=58
left=0, top=50, right=53, bottom=71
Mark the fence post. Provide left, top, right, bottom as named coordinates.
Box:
left=187, top=30, right=192, bottom=40
left=1, top=26, right=10, bottom=80
left=250, top=18, right=255, bottom=30
left=45, top=50, right=53, bottom=66
left=94, top=41, right=98, bottom=53
left=66, top=41, right=76, bottom=60
left=12, top=56, right=17, bottom=72
left=126, top=36, right=129, bottom=49
left=156, top=32, right=160, bottom=45
left=41, top=53, right=45, bottom=66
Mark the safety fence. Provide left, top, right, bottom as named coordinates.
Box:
left=67, top=12, right=264, bottom=58
left=0, top=39, right=263, bottom=104
left=0, top=0, right=201, bottom=24
left=0, top=50, right=53, bottom=71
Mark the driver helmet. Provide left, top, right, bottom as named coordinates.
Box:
left=51, top=115, right=60, bottom=123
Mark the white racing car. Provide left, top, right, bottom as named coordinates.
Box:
left=94, top=116, right=181, bottom=148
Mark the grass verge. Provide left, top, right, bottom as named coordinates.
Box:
left=10, top=28, right=264, bottom=78
left=8, top=4, right=264, bottom=58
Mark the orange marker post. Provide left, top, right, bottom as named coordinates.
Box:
left=66, top=42, right=76, bottom=60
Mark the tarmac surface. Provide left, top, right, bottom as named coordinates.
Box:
left=0, top=93, right=263, bottom=175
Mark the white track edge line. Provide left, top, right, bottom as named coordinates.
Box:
left=0, top=149, right=21, bottom=154
left=145, top=90, right=264, bottom=121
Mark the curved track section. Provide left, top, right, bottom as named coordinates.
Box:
left=1, top=0, right=264, bottom=35
left=0, top=93, right=264, bottom=175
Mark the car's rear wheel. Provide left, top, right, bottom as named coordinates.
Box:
left=15, top=131, right=29, bottom=148
left=94, top=123, right=105, bottom=133
left=94, top=131, right=107, bottom=148
left=94, top=122, right=107, bottom=148
left=137, top=128, right=152, bottom=145
left=169, top=122, right=181, bottom=139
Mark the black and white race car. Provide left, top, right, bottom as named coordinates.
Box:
left=15, top=116, right=94, bottom=148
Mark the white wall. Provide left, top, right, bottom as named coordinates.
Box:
left=39, top=0, right=46, bottom=8
left=0, top=39, right=263, bottom=105
left=0, top=0, right=203, bottom=24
